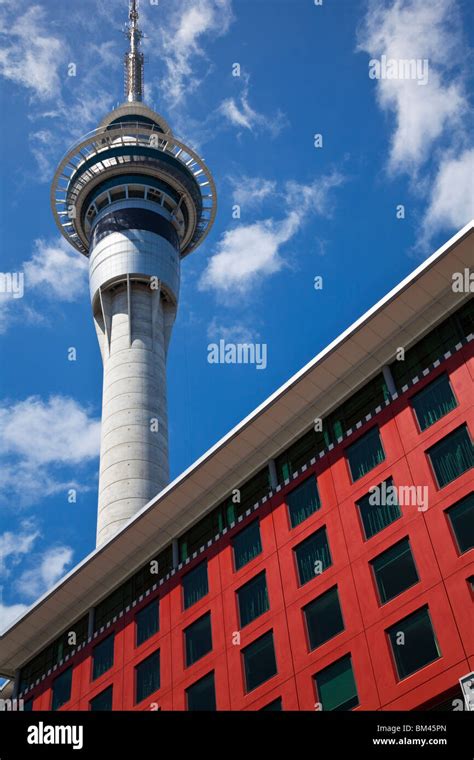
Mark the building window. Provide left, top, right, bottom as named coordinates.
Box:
left=232, top=520, right=262, bottom=571
left=179, top=509, right=223, bottom=562
left=304, top=586, right=344, bottom=650
left=94, top=544, right=172, bottom=630
left=387, top=607, right=441, bottom=680
left=243, top=631, right=278, bottom=693
left=51, top=667, right=73, bottom=711
left=390, top=301, right=473, bottom=389
left=92, top=634, right=114, bottom=681
left=411, top=374, right=457, bottom=432
left=446, top=492, right=474, bottom=554
left=135, top=599, right=159, bottom=647
left=357, top=477, right=401, bottom=539
left=260, top=697, right=282, bottom=711
left=346, top=427, right=385, bottom=482
left=182, top=561, right=208, bottom=610
left=19, top=615, right=89, bottom=695
left=135, top=650, right=160, bottom=704
left=90, top=685, right=113, bottom=711
left=186, top=671, right=216, bottom=711
left=371, top=538, right=419, bottom=604
left=427, top=425, right=473, bottom=488
left=23, top=698, right=33, bottom=711
left=314, top=654, right=359, bottom=711
left=294, top=527, right=332, bottom=586
left=276, top=428, right=325, bottom=482
left=237, top=571, right=269, bottom=628
left=286, top=476, right=321, bottom=528
left=185, top=612, right=213, bottom=667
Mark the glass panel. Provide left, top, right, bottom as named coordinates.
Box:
left=235, top=467, right=271, bottom=519
left=428, top=426, right=473, bottom=488
left=186, top=672, right=216, bottom=711
left=304, top=586, right=344, bottom=649
left=182, top=561, right=208, bottom=610
left=457, top=298, right=474, bottom=337
left=243, top=631, right=277, bottom=692
left=94, top=544, right=172, bottom=631
left=185, top=613, right=213, bottom=667
left=346, top=427, right=385, bottom=482
left=411, top=374, right=457, bottom=431
left=357, top=477, right=401, bottom=539
left=390, top=301, right=472, bottom=389
left=233, top=521, right=262, bottom=571
left=275, top=428, right=325, bottom=483
left=23, top=698, right=33, bottom=711
left=19, top=616, right=88, bottom=694
left=136, top=599, right=159, bottom=647
left=237, top=572, right=269, bottom=628
left=90, top=685, right=113, bottom=711
left=325, top=373, right=388, bottom=442
left=371, top=538, right=419, bottom=603
left=287, top=477, right=321, bottom=528
left=388, top=607, right=441, bottom=680
left=447, top=492, right=474, bottom=553
left=136, top=650, right=160, bottom=704
left=294, top=527, right=332, bottom=586
left=314, top=655, right=359, bottom=711
left=179, top=508, right=223, bottom=561
left=260, top=698, right=282, bottom=711
left=51, top=667, right=72, bottom=711
left=92, top=634, right=114, bottom=681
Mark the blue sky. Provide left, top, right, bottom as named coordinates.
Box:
left=0, top=0, right=473, bottom=630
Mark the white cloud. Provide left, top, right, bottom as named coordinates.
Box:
left=0, top=396, right=100, bottom=467
left=219, top=88, right=285, bottom=137
left=15, top=546, right=73, bottom=600
left=24, top=238, right=88, bottom=302
left=0, top=395, right=100, bottom=506
left=200, top=173, right=344, bottom=295
left=0, top=4, right=67, bottom=100
left=0, top=520, right=40, bottom=575
left=0, top=237, right=88, bottom=335
left=0, top=599, right=29, bottom=630
left=358, top=0, right=467, bottom=173
left=423, top=149, right=474, bottom=235
left=232, top=177, right=277, bottom=207
left=0, top=536, right=74, bottom=630
left=199, top=217, right=295, bottom=295
left=160, top=0, right=234, bottom=106
left=207, top=318, right=260, bottom=343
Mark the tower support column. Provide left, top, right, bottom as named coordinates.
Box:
left=96, top=283, right=175, bottom=546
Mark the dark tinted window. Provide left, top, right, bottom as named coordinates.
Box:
left=185, top=613, right=213, bottom=667
left=371, top=538, right=419, bottom=604
left=186, top=671, right=216, bottom=711
left=243, top=631, right=277, bottom=692
left=294, top=527, right=332, bottom=585
left=182, top=561, right=208, bottom=610
left=287, top=477, right=321, bottom=528
left=233, top=521, right=262, bottom=571
left=135, top=650, right=160, bottom=704
left=304, top=586, right=344, bottom=650
left=388, top=607, right=441, bottom=680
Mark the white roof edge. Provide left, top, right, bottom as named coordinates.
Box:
left=1, top=219, right=473, bottom=640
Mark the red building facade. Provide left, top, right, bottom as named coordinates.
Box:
left=16, top=320, right=473, bottom=713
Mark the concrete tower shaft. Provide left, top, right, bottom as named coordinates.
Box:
left=51, top=2, right=217, bottom=546
left=90, top=201, right=180, bottom=545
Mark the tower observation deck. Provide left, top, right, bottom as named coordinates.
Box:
left=51, top=0, right=217, bottom=547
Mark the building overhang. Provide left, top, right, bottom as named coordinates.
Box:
left=0, top=220, right=472, bottom=678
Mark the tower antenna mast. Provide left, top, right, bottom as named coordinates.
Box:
left=125, top=0, right=144, bottom=102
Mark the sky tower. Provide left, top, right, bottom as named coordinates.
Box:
left=51, top=0, right=217, bottom=547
